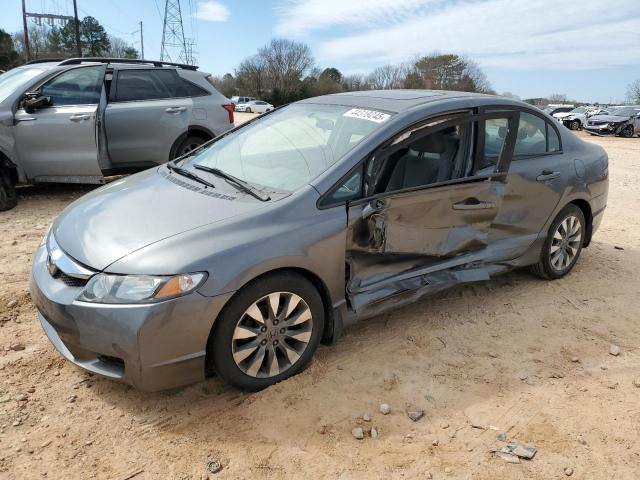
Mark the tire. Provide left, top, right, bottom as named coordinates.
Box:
left=245, top=107, right=252, bottom=113
left=208, top=272, right=325, bottom=390
left=530, top=204, right=585, bottom=280
left=171, top=134, right=207, bottom=160
left=569, top=120, right=580, bottom=131
left=620, top=125, right=634, bottom=138
left=0, top=170, right=18, bottom=212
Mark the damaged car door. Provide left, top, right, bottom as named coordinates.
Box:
left=344, top=111, right=518, bottom=315
left=13, top=65, right=106, bottom=182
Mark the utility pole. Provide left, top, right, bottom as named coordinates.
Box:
left=72, top=0, right=82, bottom=57
left=21, top=0, right=30, bottom=61
left=139, top=21, right=144, bottom=59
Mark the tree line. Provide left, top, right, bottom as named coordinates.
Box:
left=0, top=16, right=138, bottom=71
left=209, top=38, right=494, bottom=105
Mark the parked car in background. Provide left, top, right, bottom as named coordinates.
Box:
left=584, top=106, right=640, bottom=137
left=0, top=58, right=235, bottom=211
left=31, top=90, right=608, bottom=391
left=543, top=106, right=574, bottom=117
left=236, top=100, right=274, bottom=114
left=560, top=106, right=608, bottom=130
left=231, top=96, right=255, bottom=109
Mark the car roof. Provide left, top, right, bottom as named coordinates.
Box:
left=298, top=89, right=494, bottom=113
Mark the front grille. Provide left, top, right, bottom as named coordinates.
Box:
left=51, top=270, right=88, bottom=288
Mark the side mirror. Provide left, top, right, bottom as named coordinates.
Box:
left=23, top=92, right=51, bottom=113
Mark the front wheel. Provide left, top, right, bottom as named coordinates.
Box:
left=530, top=204, right=585, bottom=280
left=0, top=171, right=17, bottom=211
left=208, top=272, right=325, bottom=390
left=620, top=125, right=634, bottom=138
left=245, top=107, right=252, bottom=113
left=569, top=120, right=580, bottom=130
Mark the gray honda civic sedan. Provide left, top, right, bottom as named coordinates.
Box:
left=30, top=90, right=609, bottom=391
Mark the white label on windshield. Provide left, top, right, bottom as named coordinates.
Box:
left=343, top=108, right=391, bottom=123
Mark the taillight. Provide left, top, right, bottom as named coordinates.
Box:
left=222, top=104, right=234, bottom=124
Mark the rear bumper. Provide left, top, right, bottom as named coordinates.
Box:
left=30, top=244, right=232, bottom=391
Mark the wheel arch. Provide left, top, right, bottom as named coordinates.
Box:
left=568, top=198, right=593, bottom=247
left=0, top=150, right=19, bottom=185
left=204, top=266, right=336, bottom=376
left=168, top=126, right=215, bottom=160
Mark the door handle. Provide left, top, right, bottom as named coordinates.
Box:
left=69, top=114, right=91, bottom=122
left=165, top=106, right=186, bottom=113
left=536, top=170, right=561, bottom=182
left=452, top=198, right=496, bottom=210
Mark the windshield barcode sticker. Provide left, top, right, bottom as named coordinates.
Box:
left=343, top=108, right=391, bottom=123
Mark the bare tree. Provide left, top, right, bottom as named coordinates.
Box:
left=258, top=38, right=314, bottom=101
left=341, top=73, right=370, bottom=91
left=548, top=93, right=568, bottom=103
left=108, top=35, right=138, bottom=58
left=367, top=64, right=407, bottom=89
left=235, top=54, right=268, bottom=98
left=413, top=54, right=492, bottom=93
left=627, top=79, right=640, bottom=104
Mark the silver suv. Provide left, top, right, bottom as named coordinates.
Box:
left=0, top=58, right=235, bottom=210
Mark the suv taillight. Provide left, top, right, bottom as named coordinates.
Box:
left=222, top=104, right=234, bottom=124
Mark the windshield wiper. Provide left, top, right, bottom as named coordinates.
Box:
left=194, top=165, right=271, bottom=201
left=167, top=161, right=215, bottom=188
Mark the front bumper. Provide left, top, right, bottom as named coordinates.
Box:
left=30, top=244, right=232, bottom=391
left=584, top=124, right=620, bottom=136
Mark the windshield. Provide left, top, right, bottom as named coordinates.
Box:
left=189, top=103, right=391, bottom=192
left=0, top=66, right=49, bottom=103
left=570, top=107, right=587, bottom=114
left=609, top=107, right=639, bottom=117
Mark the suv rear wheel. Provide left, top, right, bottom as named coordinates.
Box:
left=172, top=134, right=208, bottom=159
left=531, top=204, right=585, bottom=280
left=208, top=272, right=324, bottom=390
left=0, top=170, right=17, bottom=211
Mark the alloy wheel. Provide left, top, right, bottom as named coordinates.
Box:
left=231, top=291, right=313, bottom=378
left=550, top=215, right=582, bottom=271
left=180, top=141, right=202, bottom=156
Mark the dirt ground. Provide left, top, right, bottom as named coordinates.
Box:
left=1, top=124, right=639, bottom=479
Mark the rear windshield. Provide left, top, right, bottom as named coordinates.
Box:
left=189, top=103, right=392, bottom=192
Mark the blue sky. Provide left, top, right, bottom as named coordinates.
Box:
left=4, top=0, right=640, bottom=103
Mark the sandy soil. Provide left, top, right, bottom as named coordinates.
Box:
left=1, top=127, right=639, bottom=480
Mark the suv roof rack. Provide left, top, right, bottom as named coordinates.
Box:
left=27, top=57, right=198, bottom=70
left=26, top=58, right=65, bottom=64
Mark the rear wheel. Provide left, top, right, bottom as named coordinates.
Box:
left=530, top=204, right=585, bottom=279
left=569, top=120, right=580, bottom=130
left=245, top=107, right=252, bottom=113
left=0, top=170, right=17, bottom=211
left=620, top=125, right=634, bottom=138
left=208, top=272, right=325, bottom=390
left=172, top=134, right=207, bottom=160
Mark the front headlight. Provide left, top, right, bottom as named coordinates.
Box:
left=77, top=272, right=207, bottom=304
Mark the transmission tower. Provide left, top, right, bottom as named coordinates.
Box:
left=160, top=0, right=195, bottom=65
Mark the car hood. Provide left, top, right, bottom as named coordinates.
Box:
left=588, top=114, right=630, bottom=123
left=52, top=167, right=274, bottom=271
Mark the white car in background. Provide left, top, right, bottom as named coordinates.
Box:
left=560, top=106, right=609, bottom=131
left=236, top=100, right=274, bottom=114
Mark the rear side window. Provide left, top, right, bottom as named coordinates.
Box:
left=514, top=111, right=561, bottom=156
left=41, top=66, right=103, bottom=106
left=114, top=69, right=205, bottom=101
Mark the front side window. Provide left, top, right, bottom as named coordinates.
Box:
left=115, top=69, right=183, bottom=102
left=40, top=66, right=103, bottom=106
left=372, top=119, right=473, bottom=194
left=190, top=103, right=390, bottom=192
left=479, top=117, right=508, bottom=171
